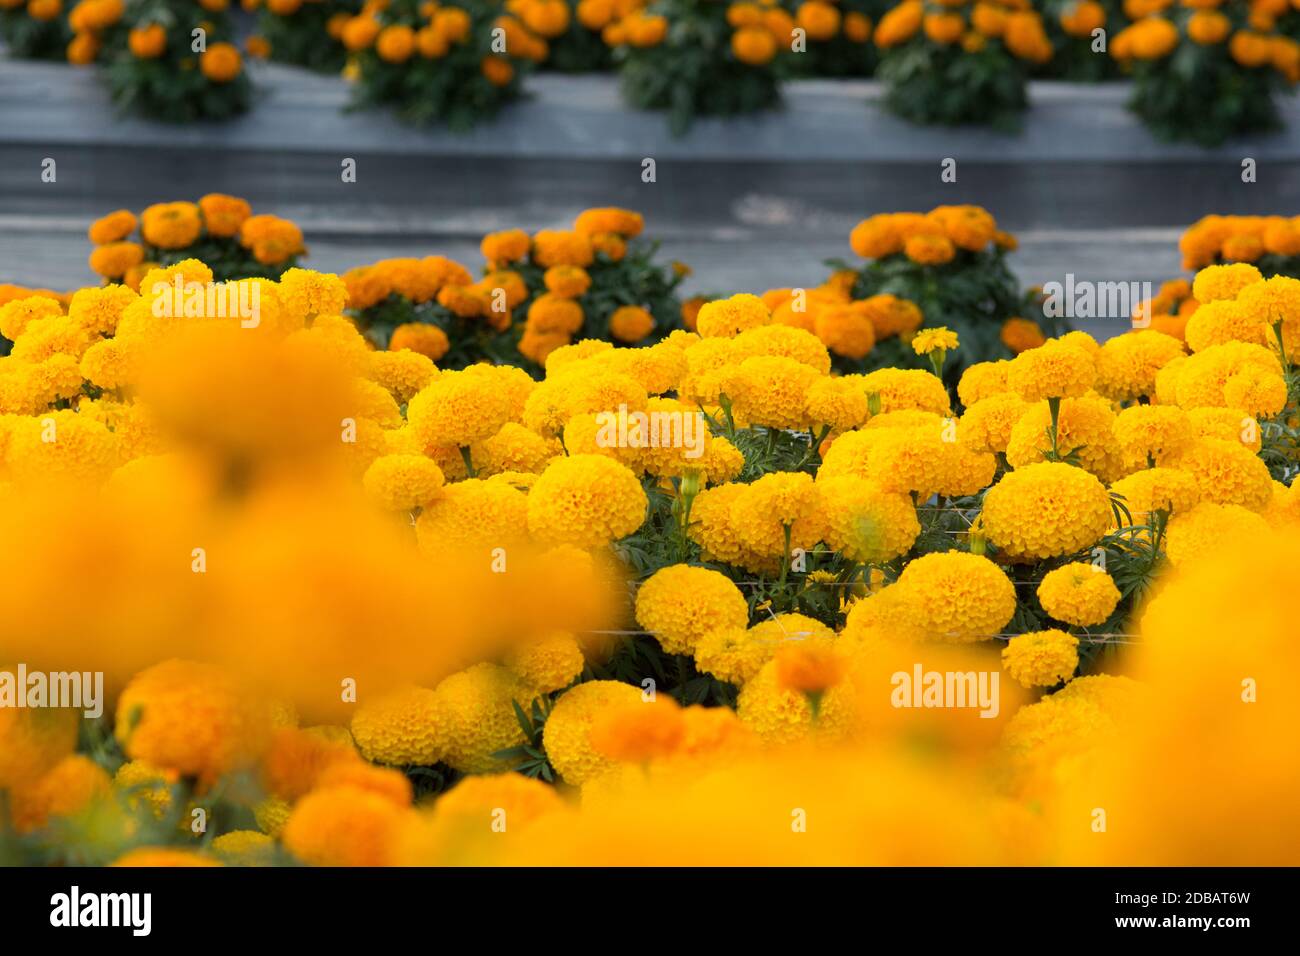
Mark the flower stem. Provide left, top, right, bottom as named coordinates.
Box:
left=1046, top=395, right=1062, bottom=460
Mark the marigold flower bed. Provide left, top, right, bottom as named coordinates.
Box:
left=0, top=200, right=1298, bottom=866
left=5, top=0, right=1298, bottom=140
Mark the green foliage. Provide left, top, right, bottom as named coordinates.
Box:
left=148, top=235, right=299, bottom=281
left=1125, top=40, right=1285, bottom=147
left=511, top=238, right=686, bottom=348
left=260, top=1, right=359, bottom=74
left=493, top=695, right=557, bottom=781
left=1033, top=0, right=1127, bottom=82
left=0, top=7, right=73, bottom=60
left=105, top=2, right=252, bottom=122
left=350, top=236, right=684, bottom=370
left=541, top=22, right=614, bottom=72
left=782, top=0, right=885, bottom=78
left=877, top=37, right=1029, bottom=130
left=827, top=246, right=1069, bottom=383
left=349, top=0, right=529, bottom=130
left=617, top=0, right=787, bottom=135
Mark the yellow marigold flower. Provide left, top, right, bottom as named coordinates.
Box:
left=526, top=453, right=647, bottom=549
left=10, top=313, right=94, bottom=363
left=1185, top=405, right=1253, bottom=455
left=283, top=785, right=410, bottom=866
left=1108, top=467, right=1202, bottom=527
left=687, top=483, right=780, bottom=573
left=1175, top=438, right=1272, bottom=511
left=407, top=369, right=513, bottom=449
left=1000, top=317, right=1046, bottom=354
left=1036, top=563, right=1121, bottom=627
left=545, top=338, right=614, bottom=371
left=8, top=753, right=108, bottom=833
left=1222, top=364, right=1288, bottom=418
left=277, top=268, right=348, bottom=323
left=609, top=304, right=654, bottom=343
left=981, top=462, right=1113, bottom=562
left=774, top=640, right=847, bottom=696
left=574, top=207, right=644, bottom=238
left=1165, top=501, right=1271, bottom=567
left=635, top=564, right=749, bottom=656
left=197, top=192, right=250, bottom=237
left=527, top=294, right=584, bottom=336
left=313, top=759, right=410, bottom=806
left=1192, top=262, right=1263, bottom=304
left=435, top=771, right=564, bottom=828
left=505, top=632, right=586, bottom=692
left=1112, top=404, right=1195, bottom=470
left=694, top=625, right=777, bottom=687
left=543, top=679, right=644, bottom=785
left=857, top=294, right=923, bottom=341
left=731, top=470, right=827, bottom=558
left=1094, top=330, right=1185, bottom=403
left=1001, top=630, right=1079, bottom=689
left=874, top=0, right=923, bottom=48
left=88, top=208, right=137, bottom=244
left=369, top=348, right=437, bottom=404
left=67, top=284, right=137, bottom=337
left=736, top=654, right=854, bottom=744
left=865, top=422, right=996, bottom=497
left=362, top=454, right=445, bottom=511
left=140, top=201, right=202, bottom=250
left=1184, top=299, right=1266, bottom=353
left=258, top=726, right=356, bottom=802
left=115, top=659, right=274, bottom=789
left=111, top=848, right=221, bottom=867
left=543, top=264, right=592, bottom=299
left=1006, top=394, right=1123, bottom=482
left=702, top=435, right=746, bottom=485
left=814, top=303, right=877, bottom=358
left=1006, top=338, right=1096, bottom=401
left=531, top=229, right=594, bottom=268
left=852, top=366, right=952, bottom=415
left=850, top=214, right=904, bottom=259
left=593, top=340, right=689, bottom=395
left=731, top=324, right=831, bottom=373
left=0, top=295, right=64, bottom=341
left=695, top=293, right=771, bottom=338
left=395, top=772, right=566, bottom=863
left=211, top=830, right=277, bottom=866
left=113, top=760, right=178, bottom=820
left=816, top=475, right=920, bottom=563
left=903, top=233, right=956, bottom=265
left=958, top=392, right=1029, bottom=455
left=957, top=360, right=1010, bottom=407
left=481, top=228, right=531, bottom=267
left=1262, top=479, right=1300, bottom=530
left=1174, top=342, right=1281, bottom=410
left=470, top=422, right=560, bottom=476
left=433, top=663, right=536, bottom=774
left=4, top=410, right=121, bottom=485
left=722, top=354, right=820, bottom=429
left=525, top=367, right=649, bottom=436
left=253, top=797, right=291, bottom=836
left=804, top=376, right=869, bottom=432
left=816, top=427, right=892, bottom=482
left=1001, top=673, right=1140, bottom=770
left=415, top=478, right=529, bottom=555
left=239, top=214, right=304, bottom=265
left=590, top=695, right=687, bottom=763
left=349, top=686, right=447, bottom=767
left=892, top=551, right=1016, bottom=642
